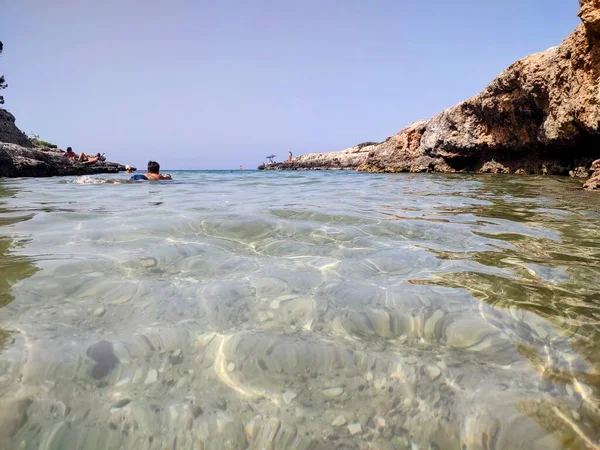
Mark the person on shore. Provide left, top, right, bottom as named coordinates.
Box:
left=130, top=161, right=172, bottom=181
left=288, top=151, right=293, bottom=162
left=64, top=147, right=78, bottom=160
left=125, top=164, right=134, bottom=174
left=64, top=147, right=103, bottom=164
left=79, top=152, right=103, bottom=164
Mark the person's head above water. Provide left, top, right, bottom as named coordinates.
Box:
left=143, top=161, right=172, bottom=180
left=147, top=161, right=160, bottom=174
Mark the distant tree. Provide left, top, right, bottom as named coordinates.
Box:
left=0, top=41, right=6, bottom=105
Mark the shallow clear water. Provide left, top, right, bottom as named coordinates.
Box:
left=1, top=170, right=599, bottom=449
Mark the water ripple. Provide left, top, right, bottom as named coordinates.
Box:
left=0, top=171, right=599, bottom=449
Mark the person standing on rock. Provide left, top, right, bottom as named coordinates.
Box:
left=288, top=151, right=293, bottom=162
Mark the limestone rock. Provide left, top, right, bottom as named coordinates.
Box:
left=347, top=422, right=363, bottom=435
left=360, top=15, right=600, bottom=176
left=0, top=109, right=30, bottom=147
left=569, top=166, right=590, bottom=177
left=0, top=142, right=129, bottom=178
left=584, top=158, right=600, bottom=189
left=322, top=387, right=344, bottom=398
left=282, top=390, right=297, bottom=404
left=144, top=369, right=158, bottom=385
left=258, top=144, right=374, bottom=171
left=578, top=0, right=600, bottom=33
left=479, top=161, right=511, bottom=174
left=331, top=416, right=347, bottom=427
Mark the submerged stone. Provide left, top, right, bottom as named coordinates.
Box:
left=347, top=422, right=363, bottom=435
left=86, top=340, right=119, bottom=379
left=144, top=369, right=158, bottom=385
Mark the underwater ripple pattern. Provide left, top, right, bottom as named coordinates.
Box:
left=0, top=171, right=599, bottom=449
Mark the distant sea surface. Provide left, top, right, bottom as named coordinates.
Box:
left=1, top=170, right=600, bottom=449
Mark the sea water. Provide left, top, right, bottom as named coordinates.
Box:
left=0, top=170, right=599, bottom=449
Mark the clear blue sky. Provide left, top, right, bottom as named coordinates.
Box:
left=0, top=0, right=580, bottom=169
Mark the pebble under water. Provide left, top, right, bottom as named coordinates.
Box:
left=1, top=170, right=600, bottom=449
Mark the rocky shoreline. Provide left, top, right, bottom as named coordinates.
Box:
left=0, top=109, right=131, bottom=178
left=260, top=0, right=600, bottom=190
left=258, top=144, right=375, bottom=172
left=0, top=142, right=130, bottom=178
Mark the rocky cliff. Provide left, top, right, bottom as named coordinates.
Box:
left=263, top=0, right=600, bottom=188
left=0, top=109, right=31, bottom=147
left=0, top=143, right=129, bottom=177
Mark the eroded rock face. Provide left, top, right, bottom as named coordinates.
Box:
left=0, top=109, right=31, bottom=147
left=579, top=0, right=600, bottom=33
left=0, top=142, right=128, bottom=177
left=584, top=159, right=600, bottom=189
left=360, top=15, right=600, bottom=174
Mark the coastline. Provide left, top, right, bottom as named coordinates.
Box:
left=0, top=109, right=132, bottom=178
left=259, top=1, right=600, bottom=190
left=0, top=142, right=130, bottom=178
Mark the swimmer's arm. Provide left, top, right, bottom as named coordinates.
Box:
left=159, top=174, right=172, bottom=180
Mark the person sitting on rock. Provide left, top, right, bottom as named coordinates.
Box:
left=130, top=160, right=172, bottom=181
left=64, top=147, right=78, bottom=160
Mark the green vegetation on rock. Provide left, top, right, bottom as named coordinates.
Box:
left=29, top=132, right=58, bottom=148
left=31, top=139, right=58, bottom=149
left=356, top=141, right=380, bottom=149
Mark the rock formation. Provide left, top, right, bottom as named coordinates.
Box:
left=258, top=144, right=375, bottom=171
left=262, top=0, right=600, bottom=189
left=0, top=143, right=130, bottom=177
left=0, top=109, right=30, bottom=147
left=1, top=109, right=131, bottom=177
left=584, top=159, right=600, bottom=189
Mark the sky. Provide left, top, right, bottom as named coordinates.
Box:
left=0, top=0, right=581, bottom=170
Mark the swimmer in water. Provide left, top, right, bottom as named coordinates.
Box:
left=130, top=161, right=172, bottom=181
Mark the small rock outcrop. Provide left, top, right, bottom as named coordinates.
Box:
left=258, top=144, right=374, bottom=171
left=265, top=0, right=600, bottom=188
left=0, top=143, right=128, bottom=177
left=584, top=159, right=600, bottom=190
